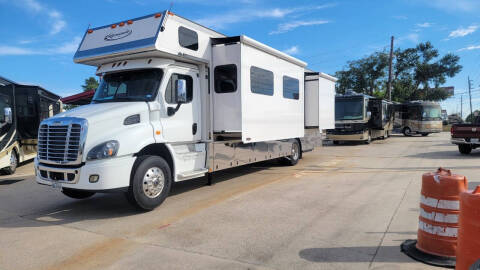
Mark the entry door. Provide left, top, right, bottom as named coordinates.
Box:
left=161, top=67, right=201, bottom=143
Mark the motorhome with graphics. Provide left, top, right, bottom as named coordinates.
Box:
left=326, top=92, right=393, bottom=144
left=34, top=11, right=336, bottom=210
left=394, top=101, right=442, bottom=136
left=0, top=76, right=61, bottom=174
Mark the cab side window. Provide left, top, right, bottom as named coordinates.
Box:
left=165, top=73, right=193, bottom=104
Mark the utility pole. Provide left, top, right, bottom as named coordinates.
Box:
left=468, top=76, right=473, bottom=121
left=461, top=95, right=463, bottom=120
left=387, top=36, right=394, bottom=101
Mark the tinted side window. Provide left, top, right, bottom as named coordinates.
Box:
left=283, top=76, right=299, bottom=100
left=250, top=66, right=274, bottom=96
left=178, top=26, right=198, bottom=51
left=165, top=74, right=193, bottom=104
left=214, top=64, right=237, bottom=93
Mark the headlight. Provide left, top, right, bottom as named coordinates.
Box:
left=87, top=140, right=119, bottom=160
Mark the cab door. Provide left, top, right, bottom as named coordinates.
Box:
left=160, top=67, right=201, bottom=143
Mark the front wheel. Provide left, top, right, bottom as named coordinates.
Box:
left=62, top=188, right=95, bottom=199
left=459, top=144, right=472, bottom=155
left=126, top=156, right=172, bottom=210
left=403, top=127, right=412, bottom=137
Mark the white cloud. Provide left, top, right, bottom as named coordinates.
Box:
left=398, top=33, right=420, bottom=44
left=458, top=45, right=480, bottom=51
left=416, top=22, right=433, bottom=28
left=270, top=20, right=329, bottom=35
left=196, top=4, right=335, bottom=29
left=0, top=36, right=81, bottom=56
left=16, top=0, right=66, bottom=35
left=448, top=25, right=478, bottom=38
left=415, top=0, right=480, bottom=12
left=283, top=46, right=299, bottom=55
left=0, top=46, right=36, bottom=56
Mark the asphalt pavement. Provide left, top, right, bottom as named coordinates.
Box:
left=0, top=132, right=478, bottom=270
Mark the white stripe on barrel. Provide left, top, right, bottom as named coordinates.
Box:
left=420, top=208, right=459, bottom=223
left=420, top=195, right=460, bottom=210
left=418, top=221, right=458, bottom=237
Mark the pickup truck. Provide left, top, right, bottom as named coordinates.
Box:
left=451, top=117, right=480, bottom=154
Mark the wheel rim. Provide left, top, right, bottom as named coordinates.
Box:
left=292, top=143, right=299, bottom=161
left=405, top=128, right=411, bottom=135
left=142, top=167, right=165, bottom=199
left=10, top=152, right=17, bottom=171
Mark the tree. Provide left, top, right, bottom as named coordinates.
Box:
left=335, top=42, right=462, bottom=102
left=465, top=110, right=479, bottom=123
left=81, top=77, right=99, bottom=91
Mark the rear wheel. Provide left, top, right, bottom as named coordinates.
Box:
left=421, top=133, right=429, bottom=137
left=403, top=127, right=412, bottom=137
left=62, top=188, right=95, bottom=199
left=282, top=140, right=300, bottom=166
left=2, top=150, right=18, bottom=175
left=126, top=156, right=172, bottom=210
left=459, top=144, right=472, bottom=155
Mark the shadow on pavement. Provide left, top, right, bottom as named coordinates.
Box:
left=407, top=150, right=480, bottom=159
left=0, top=179, right=24, bottom=185
left=299, top=245, right=411, bottom=263
left=0, top=160, right=282, bottom=228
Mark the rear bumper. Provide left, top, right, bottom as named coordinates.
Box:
left=451, top=138, right=480, bottom=145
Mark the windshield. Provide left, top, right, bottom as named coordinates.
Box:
left=335, top=98, right=365, bottom=121
left=92, top=69, right=163, bottom=103
left=421, top=105, right=442, bottom=121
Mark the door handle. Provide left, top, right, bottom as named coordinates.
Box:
left=192, top=123, right=197, bottom=135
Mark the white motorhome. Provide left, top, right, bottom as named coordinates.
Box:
left=35, top=11, right=335, bottom=210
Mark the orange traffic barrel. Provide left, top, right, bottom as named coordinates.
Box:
left=401, top=168, right=467, bottom=268
left=456, top=186, right=480, bottom=270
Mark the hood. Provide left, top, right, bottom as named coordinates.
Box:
left=53, top=102, right=149, bottom=124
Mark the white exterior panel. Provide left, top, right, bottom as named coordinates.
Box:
left=318, top=73, right=337, bottom=130
left=241, top=42, right=305, bottom=142
left=305, top=76, right=320, bottom=128
left=212, top=43, right=242, bottom=133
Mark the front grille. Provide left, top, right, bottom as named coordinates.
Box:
left=38, top=123, right=82, bottom=164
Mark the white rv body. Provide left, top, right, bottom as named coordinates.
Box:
left=34, top=11, right=334, bottom=209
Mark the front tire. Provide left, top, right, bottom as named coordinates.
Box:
left=127, top=156, right=172, bottom=210
left=2, top=150, right=18, bottom=175
left=459, top=144, right=472, bottom=155
left=403, top=127, right=412, bottom=137
left=62, top=188, right=95, bottom=199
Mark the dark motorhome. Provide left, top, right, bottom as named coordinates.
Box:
left=326, top=93, right=394, bottom=144
left=0, top=76, right=61, bottom=174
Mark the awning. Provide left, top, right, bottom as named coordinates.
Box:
left=61, top=90, right=95, bottom=105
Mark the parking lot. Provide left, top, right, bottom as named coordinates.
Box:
left=0, top=132, right=478, bottom=270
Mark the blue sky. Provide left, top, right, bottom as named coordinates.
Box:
left=1, top=0, right=480, bottom=117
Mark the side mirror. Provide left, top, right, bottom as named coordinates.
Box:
left=4, top=107, right=12, bottom=124
left=175, top=79, right=187, bottom=104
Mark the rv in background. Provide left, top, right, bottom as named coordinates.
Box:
left=34, top=11, right=336, bottom=210
left=0, top=76, right=61, bottom=174
left=326, top=93, right=394, bottom=144
left=394, top=101, right=442, bottom=136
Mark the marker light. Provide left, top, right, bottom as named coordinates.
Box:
left=155, top=13, right=162, bottom=18
left=127, top=20, right=133, bottom=25
left=87, top=29, right=93, bottom=34
left=119, top=22, right=125, bottom=27
left=168, top=11, right=174, bottom=16
left=111, top=24, right=117, bottom=28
